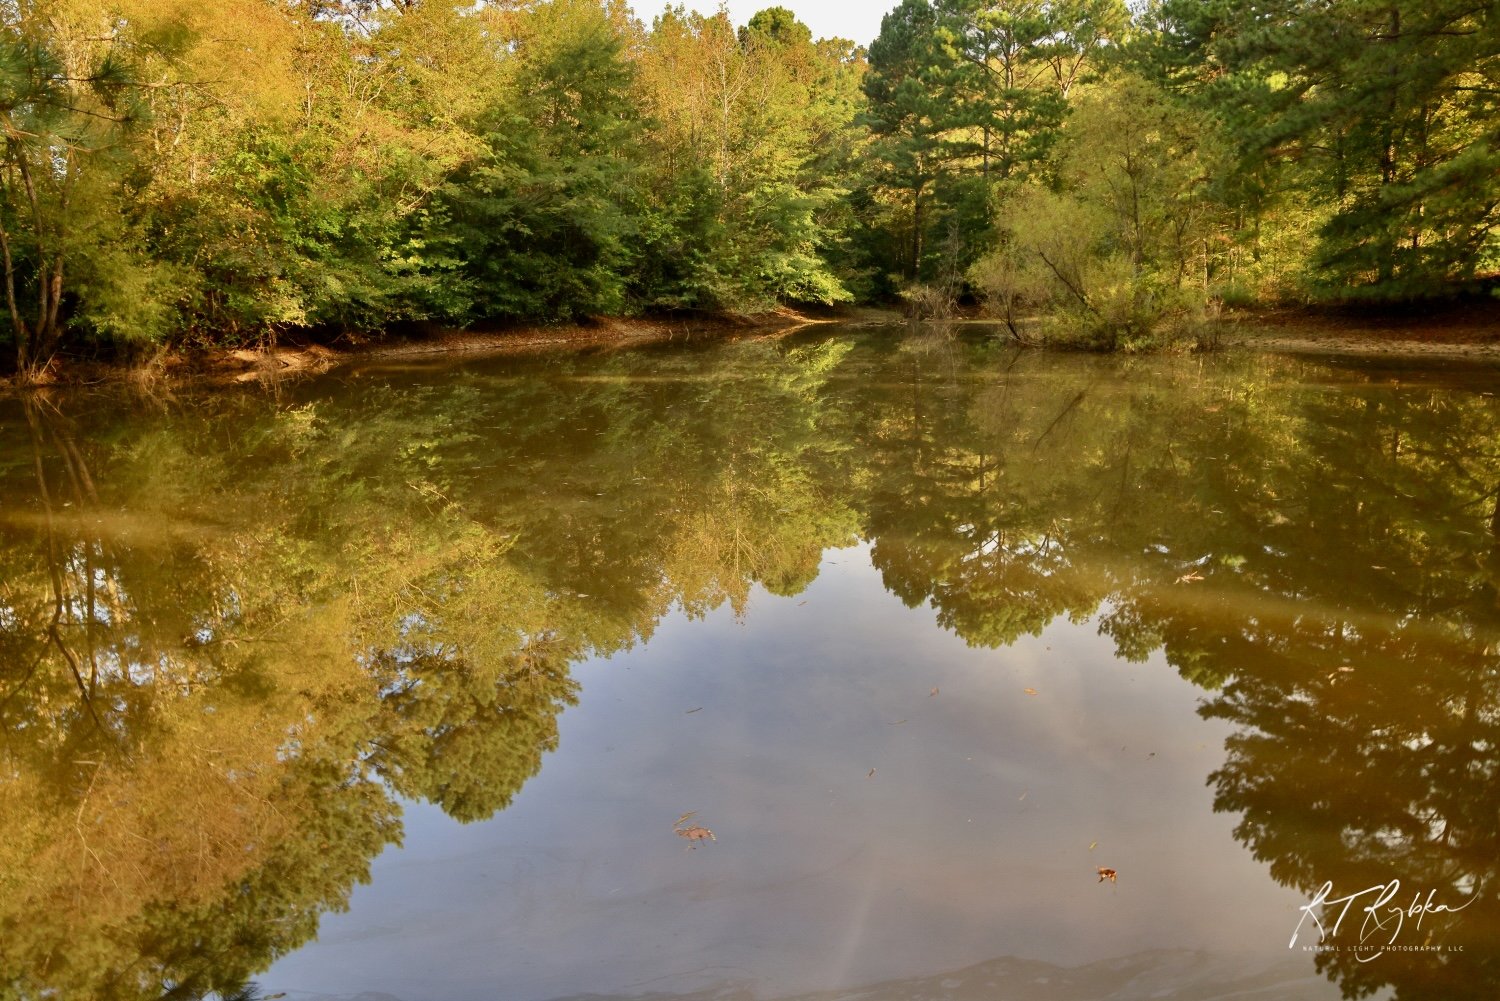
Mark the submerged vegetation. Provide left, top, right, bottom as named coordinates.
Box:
left=1, top=0, right=1498, bottom=372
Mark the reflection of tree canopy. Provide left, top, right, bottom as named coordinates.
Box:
left=1189, top=390, right=1500, bottom=1000
left=0, top=339, right=859, bottom=999
left=4, top=334, right=1500, bottom=998
left=838, top=342, right=1500, bottom=999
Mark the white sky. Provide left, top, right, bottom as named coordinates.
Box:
left=632, top=1, right=894, bottom=46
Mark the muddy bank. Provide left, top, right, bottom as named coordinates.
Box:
left=879, top=301, right=1500, bottom=360
left=3, top=307, right=902, bottom=391
left=7, top=300, right=1500, bottom=390
left=1220, top=300, right=1500, bottom=360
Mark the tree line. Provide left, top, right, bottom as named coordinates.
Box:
left=2, top=0, right=1497, bottom=373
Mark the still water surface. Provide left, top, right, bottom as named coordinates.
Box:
left=1, top=326, right=1496, bottom=1000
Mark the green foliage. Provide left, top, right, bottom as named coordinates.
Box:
left=969, top=73, right=1222, bottom=348
left=129, top=1, right=493, bottom=344
left=860, top=0, right=945, bottom=286
left=1146, top=0, right=1500, bottom=299
left=1, top=0, right=1498, bottom=363
left=858, top=0, right=1126, bottom=294
left=0, top=1, right=169, bottom=372
left=632, top=6, right=858, bottom=312
left=438, top=0, right=643, bottom=321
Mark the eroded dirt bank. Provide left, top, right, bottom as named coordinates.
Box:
left=1220, top=300, right=1500, bottom=360
left=4, top=308, right=899, bottom=391
left=6, top=300, right=1500, bottom=391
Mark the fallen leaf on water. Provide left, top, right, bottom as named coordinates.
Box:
left=1023, top=688, right=1038, bottom=696
left=676, top=825, right=715, bottom=846
left=673, top=811, right=697, bottom=827
left=1097, top=867, right=1118, bottom=883
left=1176, top=572, right=1204, bottom=584
left=930, top=687, right=939, bottom=697
left=868, top=768, right=876, bottom=778
left=1018, top=790, right=1028, bottom=802
left=798, top=600, right=808, bottom=606
left=889, top=718, right=908, bottom=725
left=685, top=707, right=703, bottom=714
left=1088, top=841, right=1098, bottom=851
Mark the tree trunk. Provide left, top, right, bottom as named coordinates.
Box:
left=911, top=178, right=925, bottom=279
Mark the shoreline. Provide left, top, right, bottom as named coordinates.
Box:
left=1215, top=302, right=1500, bottom=361
left=6, top=302, right=1500, bottom=391
left=2, top=308, right=880, bottom=392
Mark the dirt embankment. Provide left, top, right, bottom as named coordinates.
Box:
left=4, top=307, right=902, bottom=391
left=1219, top=299, right=1500, bottom=360
left=6, top=300, right=1499, bottom=390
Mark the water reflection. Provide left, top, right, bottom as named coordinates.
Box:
left=0, top=331, right=1497, bottom=998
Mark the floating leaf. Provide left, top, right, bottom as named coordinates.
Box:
left=1097, top=867, right=1117, bottom=883
left=867, top=768, right=876, bottom=778
left=676, top=825, right=715, bottom=846
left=1023, top=687, right=1038, bottom=695
left=1088, top=841, right=1098, bottom=851
left=930, top=687, right=939, bottom=697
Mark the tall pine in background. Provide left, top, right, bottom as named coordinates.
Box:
left=1148, top=0, right=1500, bottom=298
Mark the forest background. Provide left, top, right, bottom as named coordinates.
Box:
left=1, top=0, right=1496, bottom=373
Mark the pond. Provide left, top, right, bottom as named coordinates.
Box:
left=1, top=325, right=1496, bottom=1001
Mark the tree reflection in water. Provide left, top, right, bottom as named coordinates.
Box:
left=0, top=332, right=1497, bottom=999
